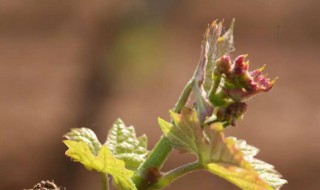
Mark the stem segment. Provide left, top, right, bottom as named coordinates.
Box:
left=133, top=78, right=195, bottom=189
left=151, top=162, right=202, bottom=189
left=209, top=75, right=221, bottom=98
left=173, top=78, right=195, bottom=113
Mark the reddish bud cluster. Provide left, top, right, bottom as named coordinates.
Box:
left=220, top=54, right=276, bottom=101
left=217, top=102, right=248, bottom=126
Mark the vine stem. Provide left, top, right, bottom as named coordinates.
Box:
left=150, top=162, right=203, bottom=189
left=132, top=78, right=195, bottom=189
left=102, top=174, right=109, bottom=190
left=173, top=77, right=195, bottom=113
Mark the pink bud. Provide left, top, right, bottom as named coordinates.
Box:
left=233, top=55, right=249, bottom=75
left=255, top=75, right=276, bottom=92
left=250, top=64, right=266, bottom=80
left=215, top=54, right=231, bottom=75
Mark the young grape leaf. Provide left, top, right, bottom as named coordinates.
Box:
left=203, top=125, right=282, bottom=190
left=193, top=76, right=214, bottom=123
left=64, top=128, right=101, bottom=155
left=216, top=19, right=235, bottom=59
left=205, top=163, right=274, bottom=190
left=159, top=107, right=286, bottom=190
left=234, top=139, right=288, bottom=189
left=105, top=119, right=149, bottom=170
left=158, top=108, right=204, bottom=155
left=198, top=20, right=222, bottom=92
left=192, top=20, right=235, bottom=123
left=201, top=19, right=235, bottom=92
left=64, top=140, right=136, bottom=190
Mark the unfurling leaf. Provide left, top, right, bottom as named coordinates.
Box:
left=105, top=119, right=149, bottom=170
left=64, top=140, right=136, bottom=190
left=193, top=84, right=214, bottom=123
left=201, top=20, right=235, bottom=92
left=159, top=107, right=286, bottom=190
left=64, top=128, right=101, bottom=155
left=216, top=19, right=235, bottom=59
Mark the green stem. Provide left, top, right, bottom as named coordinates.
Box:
left=133, top=136, right=172, bottom=188
left=150, top=162, right=202, bottom=189
left=209, top=75, right=221, bottom=98
left=133, top=78, right=195, bottom=189
left=101, top=174, right=109, bottom=190
left=173, top=78, right=194, bottom=113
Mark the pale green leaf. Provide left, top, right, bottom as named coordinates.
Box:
left=205, top=163, right=273, bottom=190
left=235, top=139, right=288, bottom=189
left=203, top=125, right=286, bottom=190
left=105, top=119, right=149, bottom=170
left=158, top=108, right=205, bottom=155
left=159, top=107, right=286, bottom=189
left=64, top=128, right=101, bottom=155
left=64, top=140, right=136, bottom=190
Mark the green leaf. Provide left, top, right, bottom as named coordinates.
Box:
left=64, top=128, right=101, bottom=155
left=159, top=107, right=286, bottom=190
left=105, top=119, right=149, bottom=170
left=158, top=108, right=204, bottom=155
left=234, top=139, right=288, bottom=189
left=205, top=163, right=273, bottom=190
left=202, top=126, right=274, bottom=190
left=64, top=140, right=136, bottom=190
left=160, top=108, right=235, bottom=162
left=204, top=138, right=287, bottom=190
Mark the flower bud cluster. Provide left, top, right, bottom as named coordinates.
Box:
left=210, top=54, right=276, bottom=127
left=216, top=102, right=247, bottom=127
left=215, top=54, right=276, bottom=102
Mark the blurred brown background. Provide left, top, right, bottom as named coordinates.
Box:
left=0, top=0, right=319, bottom=189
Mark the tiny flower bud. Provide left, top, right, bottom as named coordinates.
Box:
left=217, top=102, right=248, bottom=127
left=233, top=54, right=248, bottom=75
left=214, top=55, right=232, bottom=75
left=255, top=74, right=277, bottom=92
left=250, top=64, right=266, bottom=80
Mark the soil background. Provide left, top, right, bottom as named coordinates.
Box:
left=1, top=0, right=319, bottom=189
